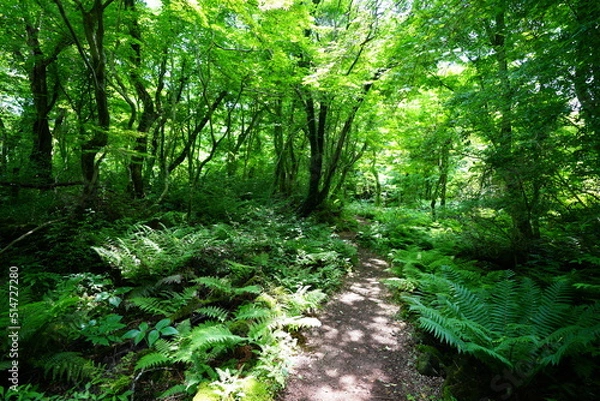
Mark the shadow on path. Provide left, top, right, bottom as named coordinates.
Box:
left=277, top=242, right=443, bottom=401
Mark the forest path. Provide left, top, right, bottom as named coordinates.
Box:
left=277, top=227, right=444, bottom=401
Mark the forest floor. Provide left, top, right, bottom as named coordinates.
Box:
left=276, top=225, right=444, bottom=401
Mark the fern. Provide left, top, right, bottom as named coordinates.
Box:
left=93, top=225, right=208, bottom=279
left=36, top=352, right=100, bottom=384
left=185, top=323, right=245, bottom=352
left=197, top=306, right=230, bottom=322
left=128, top=286, right=200, bottom=318
left=128, top=296, right=172, bottom=317
left=195, top=276, right=235, bottom=295
left=135, top=352, right=172, bottom=371
left=247, top=320, right=272, bottom=342
left=273, top=315, right=322, bottom=332
left=530, top=279, right=572, bottom=338
left=195, top=276, right=262, bottom=299
left=403, top=271, right=600, bottom=375
left=234, top=303, right=273, bottom=322
left=281, top=286, right=327, bottom=315
left=488, top=273, right=519, bottom=332
left=159, top=384, right=188, bottom=399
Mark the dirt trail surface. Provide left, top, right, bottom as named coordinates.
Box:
left=277, top=233, right=444, bottom=401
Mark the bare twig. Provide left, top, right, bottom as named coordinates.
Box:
left=0, top=217, right=68, bottom=255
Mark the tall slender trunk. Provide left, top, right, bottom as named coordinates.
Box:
left=488, top=10, right=534, bottom=248
left=300, top=95, right=326, bottom=216
left=53, top=0, right=114, bottom=198
left=125, top=0, right=158, bottom=198
left=572, top=0, right=600, bottom=165
left=168, top=91, right=227, bottom=174
left=299, top=73, right=380, bottom=216
left=26, top=24, right=61, bottom=183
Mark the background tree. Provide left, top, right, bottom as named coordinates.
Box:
left=52, top=0, right=116, bottom=199
left=0, top=1, right=71, bottom=184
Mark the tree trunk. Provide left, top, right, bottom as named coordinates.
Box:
left=300, top=95, right=326, bottom=216
left=299, top=74, right=380, bottom=216
left=490, top=10, right=534, bottom=248
left=273, top=99, right=301, bottom=196
left=572, top=0, right=600, bottom=165
left=168, top=91, right=227, bottom=174
left=26, top=24, right=63, bottom=183
left=125, top=0, right=158, bottom=198
left=0, top=116, right=6, bottom=175
left=53, top=0, right=114, bottom=199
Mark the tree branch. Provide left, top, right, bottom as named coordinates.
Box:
left=0, top=181, right=83, bottom=189
left=0, top=218, right=68, bottom=255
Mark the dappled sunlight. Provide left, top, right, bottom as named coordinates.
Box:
left=345, top=329, right=365, bottom=342
left=279, top=248, right=439, bottom=401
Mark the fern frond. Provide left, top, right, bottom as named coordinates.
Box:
left=418, top=314, right=466, bottom=350
left=463, top=342, right=513, bottom=368
left=515, top=277, right=541, bottom=323
left=186, top=323, right=245, bottom=352
left=273, top=316, right=322, bottom=331
left=234, top=303, right=273, bottom=322
left=36, top=352, right=100, bottom=384
left=195, top=276, right=234, bottom=295
left=446, top=277, right=488, bottom=324
left=488, top=278, right=519, bottom=332
left=283, top=287, right=327, bottom=315
left=135, top=352, right=172, bottom=371
left=403, top=271, right=600, bottom=373
left=247, top=321, right=272, bottom=341
left=196, top=306, right=229, bottom=322
left=233, top=284, right=263, bottom=296
left=531, top=279, right=572, bottom=337
left=128, top=296, right=171, bottom=317
left=176, top=319, right=192, bottom=337
left=153, top=337, right=177, bottom=355
left=159, top=384, right=188, bottom=398
left=157, top=274, right=184, bottom=285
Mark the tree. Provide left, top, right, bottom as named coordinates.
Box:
left=570, top=0, right=600, bottom=167
left=53, top=0, right=116, bottom=199
left=406, top=0, right=575, bottom=250
left=293, top=0, right=394, bottom=215
left=0, top=1, right=71, bottom=184
left=122, top=0, right=159, bottom=198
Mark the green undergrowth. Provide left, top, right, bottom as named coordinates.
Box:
left=351, top=202, right=600, bottom=401
left=0, top=205, right=356, bottom=400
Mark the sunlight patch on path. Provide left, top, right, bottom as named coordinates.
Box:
left=278, top=244, right=444, bottom=401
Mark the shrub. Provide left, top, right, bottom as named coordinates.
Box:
left=402, top=268, right=600, bottom=377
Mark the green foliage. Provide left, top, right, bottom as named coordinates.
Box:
left=192, top=369, right=271, bottom=401
left=132, top=285, right=325, bottom=398
left=0, top=384, right=133, bottom=401
left=93, top=224, right=207, bottom=280
left=122, top=318, right=178, bottom=347
left=352, top=206, right=444, bottom=252
left=81, top=314, right=127, bottom=346
left=402, top=268, right=600, bottom=375
left=35, top=352, right=102, bottom=385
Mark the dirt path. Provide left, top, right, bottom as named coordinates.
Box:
left=277, top=234, right=444, bottom=401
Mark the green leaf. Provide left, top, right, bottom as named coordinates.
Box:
left=160, top=326, right=179, bottom=336
left=122, top=329, right=140, bottom=340
left=147, top=329, right=160, bottom=347
left=155, top=318, right=172, bottom=331
left=134, top=331, right=146, bottom=345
